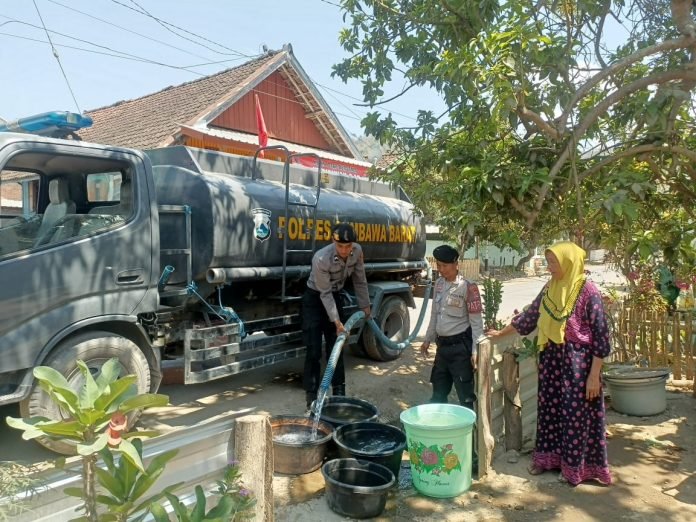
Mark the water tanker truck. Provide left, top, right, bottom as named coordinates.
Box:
left=0, top=131, right=427, bottom=452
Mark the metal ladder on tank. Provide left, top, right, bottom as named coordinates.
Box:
left=252, top=146, right=323, bottom=302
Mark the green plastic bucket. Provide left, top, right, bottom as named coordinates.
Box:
left=400, top=404, right=476, bottom=498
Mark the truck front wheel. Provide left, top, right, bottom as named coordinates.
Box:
left=361, top=296, right=410, bottom=362
left=19, top=331, right=151, bottom=455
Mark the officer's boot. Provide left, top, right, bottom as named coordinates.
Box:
left=332, top=384, right=346, bottom=397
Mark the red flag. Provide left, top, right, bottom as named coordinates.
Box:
left=255, top=93, right=268, bottom=157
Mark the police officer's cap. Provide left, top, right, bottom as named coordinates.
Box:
left=332, top=223, right=357, bottom=243
left=433, top=245, right=459, bottom=263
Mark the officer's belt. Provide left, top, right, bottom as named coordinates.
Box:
left=437, top=329, right=471, bottom=347
left=306, top=287, right=340, bottom=297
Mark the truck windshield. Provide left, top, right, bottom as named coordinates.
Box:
left=0, top=153, right=134, bottom=257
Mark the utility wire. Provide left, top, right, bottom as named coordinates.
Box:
left=47, top=0, right=214, bottom=62
left=1, top=15, right=199, bottom=71
left=316, top=83, right=364, bottom=120
left=31, top=0, right=81, bottom=113
left=111, top=0, right=253, bottom=58
left=314, top=80, right=418, bottom=122
left=0, top=30, right=248, bottom=75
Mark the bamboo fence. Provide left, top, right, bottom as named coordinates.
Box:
left=610, top=304, right=695, bottom=382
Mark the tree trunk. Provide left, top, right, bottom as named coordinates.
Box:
left=516, top=251, right=533, bottom=271
left=234, top=414, right=274, bottom=522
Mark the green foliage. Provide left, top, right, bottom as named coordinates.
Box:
left=515, top=335, right=540, bottom=362
left=6, top=358, right=169, bottom=522
left=0, top=461, right=48, bottom=521
left=336, top=0, right=696, bottom=260
left=481, top=277, right=504, bottom=330
left=89, top=439, right=183, bottom=522
left=5, top=359, right=256, bottom=522
left=149, top=462, right=256, bottom=522
left=6, top=358, right=167, bottom=465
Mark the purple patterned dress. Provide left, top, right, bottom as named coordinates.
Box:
left=512, top=280, right=612, bottom=485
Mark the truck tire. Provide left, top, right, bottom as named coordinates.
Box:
left=361, top=296, right=410, bottom=362
left=19, top=331, right=151, bottom=455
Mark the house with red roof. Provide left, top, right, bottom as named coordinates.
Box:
left=79, top=44, right=371, bottom=177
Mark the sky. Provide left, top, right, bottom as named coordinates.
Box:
left=0, top=0, right=442, bottom=137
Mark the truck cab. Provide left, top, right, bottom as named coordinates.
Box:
left=0, top=133, right=161, bottom=452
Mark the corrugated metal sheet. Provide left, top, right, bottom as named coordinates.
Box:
left=484, top=334, right=538, bottom=456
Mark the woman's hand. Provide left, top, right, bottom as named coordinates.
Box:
left=586, top=372, right=602, bottom=400
left=486, top=323, right=516, bottom=339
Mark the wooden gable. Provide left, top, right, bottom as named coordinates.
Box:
left=209, top=71, right=333, bottom=152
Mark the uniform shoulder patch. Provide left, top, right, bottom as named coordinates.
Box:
left=466, top=282, right=482, bottom=314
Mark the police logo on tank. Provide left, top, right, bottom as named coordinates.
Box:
left=251, top=208, right=272, bottom=241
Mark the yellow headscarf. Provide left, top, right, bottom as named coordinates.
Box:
left=538, top=242, right=587, bottom=348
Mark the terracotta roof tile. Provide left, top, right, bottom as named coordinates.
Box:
left=78, top=51, right=282, bottom=149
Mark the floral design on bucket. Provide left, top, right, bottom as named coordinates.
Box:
left=408, top=440, right=461, bottom=475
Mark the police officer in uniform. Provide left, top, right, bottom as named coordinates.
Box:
left=420, top=245, right=483, bottom=411
left=303, top=223, right=371, bottom=409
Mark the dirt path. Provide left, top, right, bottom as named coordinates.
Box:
left=271, top=348, right=696, bottom=521
left=3, top=270, right=694, bottom=521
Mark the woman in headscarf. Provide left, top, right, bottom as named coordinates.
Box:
left=487, top=242, right=612, bottom=485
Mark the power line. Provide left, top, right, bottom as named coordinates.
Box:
left=316, top=83, right=364, bottom=120
left=31, top=0, right=81, bottom=113
left=313, top=80, right=418, bottom=122
left=110, top=0, right=253, bottom=58
left=47, top=0, right=214, bottom=62
left=0, top=30, right=247, bottom=75
left=0, top=15, right=199, bottom=71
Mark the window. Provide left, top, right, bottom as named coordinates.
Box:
left=0, top=151, right=136, bottom=256
left=86, top=172, right=123, bottom=203
left=0, top=170, right=40, bottom=255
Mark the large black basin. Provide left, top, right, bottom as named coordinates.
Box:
left=333, top=421, right=406, bottom=480
left=322, top=458, right=394, bottom=519
left=311, top=396, right=379, bottom=427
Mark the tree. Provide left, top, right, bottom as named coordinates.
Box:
left=334, top=0, right=696, bottom=262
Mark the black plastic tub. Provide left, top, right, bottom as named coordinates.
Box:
left=311, top=396, right=379, bottom=427
left=321, top=458, right=395, bottom=519
left=333, top=422, right=407, bottom=480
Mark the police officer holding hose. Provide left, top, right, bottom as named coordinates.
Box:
left=420, top=245, right=483, bottom=411
left=302, top=223, right=371, bottom=410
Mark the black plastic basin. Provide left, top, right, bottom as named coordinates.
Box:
left=311, top=396, right=379, bottom=427
left=321, top=458, right=395, bottom=519
left=333, top=421, right=407, bottom=480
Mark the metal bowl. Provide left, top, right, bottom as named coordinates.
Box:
left=270, top=415, right=334, bottom=474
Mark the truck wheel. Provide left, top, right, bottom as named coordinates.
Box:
left=361, top=296, right=410, bottom=362
left=19, top=331, right=151, bottom=455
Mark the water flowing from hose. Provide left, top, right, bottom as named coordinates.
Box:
left=310, top=282, right=432, bottom=438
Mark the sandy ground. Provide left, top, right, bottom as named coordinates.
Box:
left=2, top=269, right=694, bottom=521
left=141, top=283, right=696, bottom=522
left=265, top=348, right=696, bottom=522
